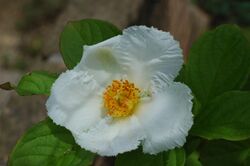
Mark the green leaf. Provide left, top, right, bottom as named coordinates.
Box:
left=166, top=148, right=186, bottom=166
left=115, top=148, right=185, bottom=166
left=199, top=140, right=250, bottom=166
left=185, top=151, right=202, bottom=166
left=241, top=27, right=250, bottom=42
left=191, top=91, right=250, bottom=141
left=246, top=157, right=250, bottom=166
left=60, top=19, right=121, bottom=69
left=184, top=137, right=201, bottom=155
left=115, top=148, right=165, bottom=166
left=175, top=65, right=186, bottom=82
left=8, top=118, right=95, bottom=166
left=185, top=25, right=250, bottom=105
left=192, top=97, right=202, bottom=117
left=243, top=75, right=250, bottom=90
left=16, top=71, right=58, bottom=96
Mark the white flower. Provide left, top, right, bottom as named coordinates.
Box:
left=46, top=26, right=193, bottom=156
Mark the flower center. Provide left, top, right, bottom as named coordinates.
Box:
left=103, top=80, right=140, bottom=118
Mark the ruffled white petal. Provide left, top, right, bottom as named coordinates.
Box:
left=74, top=116, right=145, bottom=156
left=75, top=36, right=125, bottom=87
left=116, top=26, right=183, bottom=88
left=135, top=78, right=193, bottom=154
left=46, top=70, right=103, bottom=135
left=75, top=26, right=183, bottom=89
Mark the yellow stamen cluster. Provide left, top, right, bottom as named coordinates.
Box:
left=103, top=80, right=140, bottom=118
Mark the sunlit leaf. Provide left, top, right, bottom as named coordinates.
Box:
left=16, top=71, right=58, bottom=96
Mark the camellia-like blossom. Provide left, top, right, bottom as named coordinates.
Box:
left=46, top=26, right=193, bottom=156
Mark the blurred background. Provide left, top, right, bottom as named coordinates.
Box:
left=0, top=0, right=249, bottom=165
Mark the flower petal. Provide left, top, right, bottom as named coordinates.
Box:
left=74, top=116, right=145, bottom=156
left=116, top=26, right=183, bottom=87
left=75, top=36, right=125, bottom=86
left=46, top=70, right=103, bottom=134
left=135, top=79, right=193, bottom=154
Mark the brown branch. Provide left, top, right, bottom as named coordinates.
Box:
left=92, top=156, right=116, bottom=166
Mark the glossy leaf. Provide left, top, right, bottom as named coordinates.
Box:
left=60, top=19, right=121, bottom=69
left=185, top=25, right=250, bottom=105
left=191, top=91, right=250, bottom=141
left=8, top=118, right=95, bottom=166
